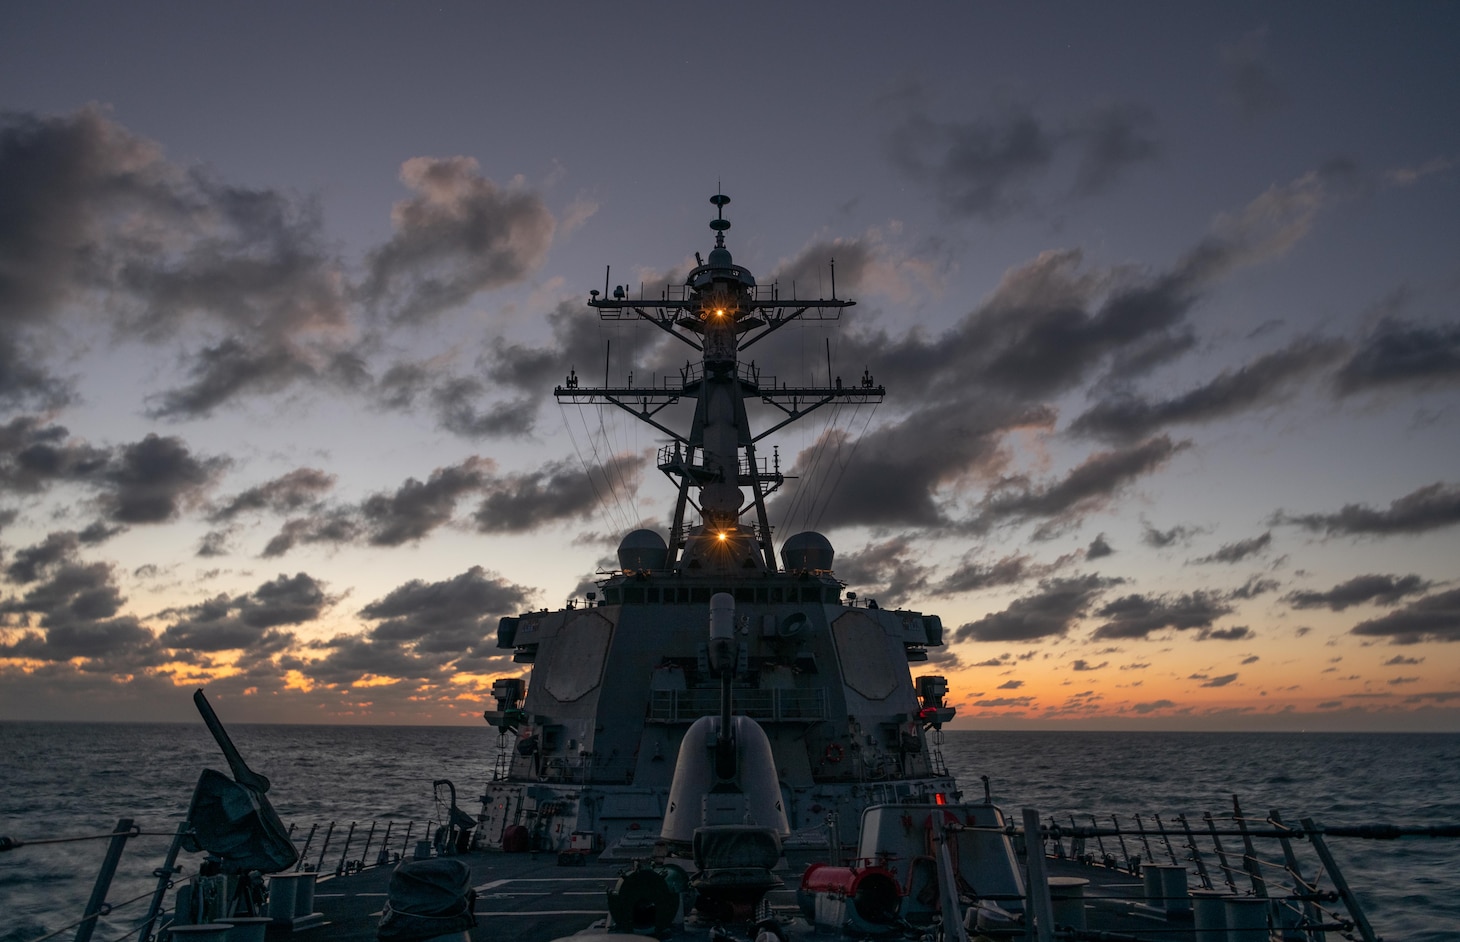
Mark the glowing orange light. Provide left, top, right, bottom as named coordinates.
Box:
left=715, top=308, right=725, bottom=317
left=717, top=531, right=727, bottom=541
left=934, top=793, right=947, bottom=805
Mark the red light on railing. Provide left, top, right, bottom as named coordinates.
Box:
left=934, top=793, right=947, bottom=805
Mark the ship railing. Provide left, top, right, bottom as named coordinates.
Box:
left=2, top=814, right=429, bottom=942
left=1015, top=798, right=1403, bottom=942
left=597, top=280, right=847, bottom=314
left=676, top=360, right=768, bottom=388
left=646, top=687, right=826, bottom=724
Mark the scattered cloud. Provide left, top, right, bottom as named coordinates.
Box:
left=361, top=156, right=555, bottom=324
left=160, top=572, right=331, bottom=652
left=211, top=468, right=337, bottom=521
left=1193, top=531, right=1272, bottom=565
left=1142, top=520, right=1202, bottom=549
left=975, top=436, right=1189, bottom=537
left=954, top=574, right=1114, bottom=643
left=1273, top=482, right=1460, bottom=537
left=1071, top=337, right=1346, bottom=442
left=885, top=95, right=1159, bottom=219
left=1284, top=573, right=1434, bottom=611
left=1093, top=590, right=1233, bottom=640
left=1350, top=588, right=1460, bottom=644
left=1334, top=318, right=1460, bottom=395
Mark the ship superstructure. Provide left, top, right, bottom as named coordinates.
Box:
left=479, top=195, right=957, bottom=855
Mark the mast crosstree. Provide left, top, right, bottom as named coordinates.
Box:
left=555, top=194, right=884, bottom=571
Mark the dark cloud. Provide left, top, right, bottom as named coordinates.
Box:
left=474, top=457, right=644, bottom=534
left=1071, top=338, right=1347, bottom=442
left=886, top=103, right=1056, bottom=218
left=2, top=560, right=123, bottom=624
left=363, top=457, right=492, bottom=546
left=972, top=696, right=1035, bottom=708
left=1130, top=699, right=1176, bottom=714
left=769, top=240, right=875, bottom=299
left=1220, top=29, right=1288, bottom=121
left=1198, top=626, right=1252, bottom=641
left=360, top=565, right=531, bottom=650
left=1, top=427, right=223, bottom=525
left=160, top=572, right=331, bottom=652
left=953, top=574, right=1114, bottom=643
left=0, top=107, right=351, bottom=417
left=1070, top=659, right=1108, bottom=671
left=1100, top=329, right=1199, bottom=384
left=1333, top=317, right=1460, bottom=395
left=1085, top=534, right=1113, bottom=559
left=1198, top=672, right=1240, bottom=687
left=0, top=615, right=156, bottom=665
left=1284, top=573, right=1434, bottom=611
left=885, top=99, right=1158, bottom=218
left=775, top=403, right=1046, bottom=531
left=5, top=530, right=81, bottom=583
left=0, top=417, right=110, bottom=494
left=1383, top=655, right=1424, bottom=666
left=430, top=379, right=537, bottom=439
left=1092, top=590, right=1234, bottom=640
left=262, top=511, right=362, bottom=558
left=1272, top=482, right=1460, bottom=537
left=212, top=467, right=336, bottom=521
left=934, top=552, right=1041, bottom=595
left=0, top=553, right=160, bottom=670
left=1193, top=531, right=1271, bottom=565
left=589, top=176, right=1323, bottom=538
left=1142, top=520, right=1202, bottom=549
left=100, top=434, right=228, bottom=524
left=256, top=455, right=632, bottom=556
left=361, top=156, right=554, bottom=323
left=147, top=338, right=316, bottom=418
left=974, top=436, right=1189, bottom=536
left=291, top=566, right=534, bottom=684
left=197, top=529, right=231, bottom=558
left=834, top=537, right=931, bottom=608
left=0, top=333, right=71, bottom=411
left=372, top=357, right=543, bottom=439
left=1230, top=575, right=1281, bottom=599
left=1349, top=588, right=1460, bottom=644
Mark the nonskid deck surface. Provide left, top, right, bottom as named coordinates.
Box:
left=305, top=851, right=624, bottom=942
left=293, top=852, right=1214, bottom=942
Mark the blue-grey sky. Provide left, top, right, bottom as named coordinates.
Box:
left=2, top=1, right=1458, bottom=728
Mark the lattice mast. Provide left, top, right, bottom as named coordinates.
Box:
left=555, top=194, right=884, bottom=570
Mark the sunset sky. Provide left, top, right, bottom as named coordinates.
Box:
left=2, top=2, right=1458, bottom=730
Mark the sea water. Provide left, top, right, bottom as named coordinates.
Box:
left=2, top=723, right=1456, bottom=941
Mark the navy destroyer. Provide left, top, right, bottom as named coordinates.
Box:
left=478, top=193, right=958, bottom=860
left=15, top=196, right=1450, bottom=942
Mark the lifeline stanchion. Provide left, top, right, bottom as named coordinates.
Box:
left=74, top=818, right=134, bottom=942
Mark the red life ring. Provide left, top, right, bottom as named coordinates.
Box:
left=823, top=742, right=845, bottom=764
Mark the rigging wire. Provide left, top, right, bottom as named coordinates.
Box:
left=558, top=401, right=626, bottom=538
left=786, top=395, right=845, bottom=533
left=585, top=402, right=637, bottom=534
left=594, top=403, right=634, bottom=530
left=811, top=399, right=880, bottom=532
